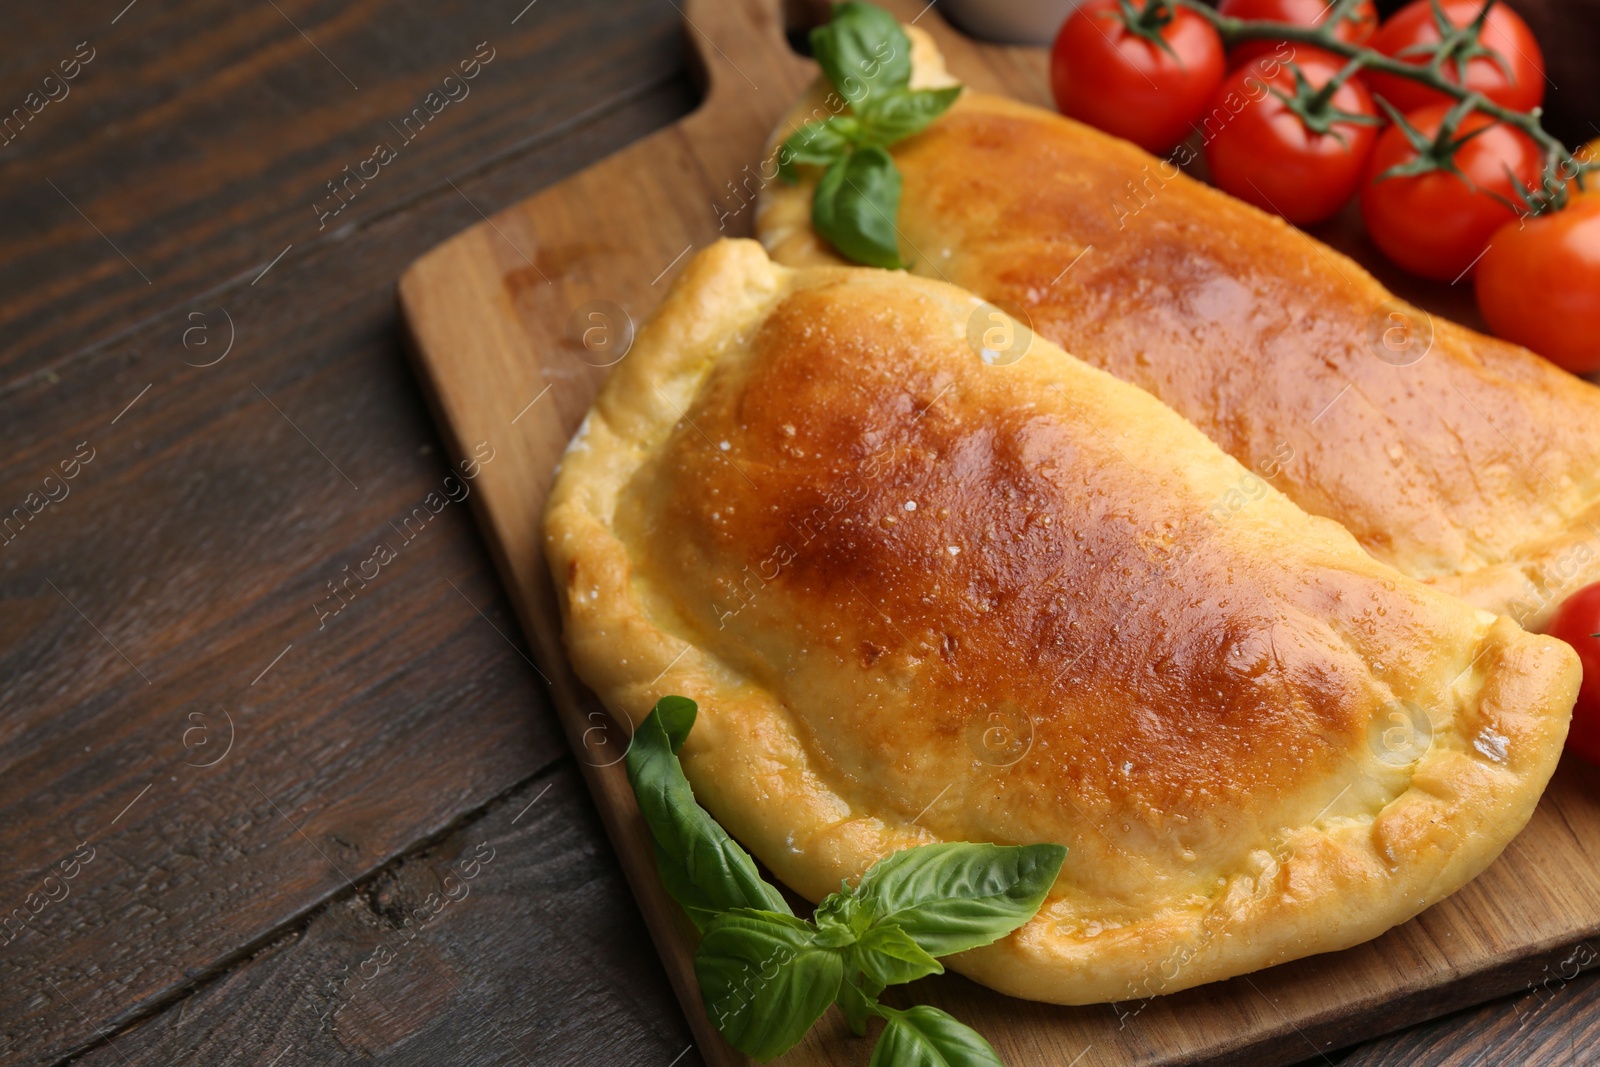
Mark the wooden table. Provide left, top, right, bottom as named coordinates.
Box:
left=2, top=2, right=1594, bottom=1065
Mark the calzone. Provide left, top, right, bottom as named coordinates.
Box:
left=758, top=28, right=1600, bottom=630
left=543, top=239, right=1578, bottom=1003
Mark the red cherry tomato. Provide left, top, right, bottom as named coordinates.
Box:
left=1360, top=104, right=1542, bottom=281
left=1476, top=199, right=1600, bottom=374
left=1216, top=0, right=1378, bottom=67
left=1567, top=137, right=1600, bottom=200
left=1203, top=49, right=1380, bottom=224
left=1366, top=0, right=1545, bottom=114
left=1050, top=0, right=1226, bottom=154
left=1543, top=582, right=1600, bottom=766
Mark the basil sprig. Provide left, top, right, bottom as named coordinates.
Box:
left=778, top=2, right=963, bottom=270
left=698, top=910, right=845, bottom=1059
left=624, top=695, right=791, bottom=927
left=625, top=697, right=1067, bottom=1064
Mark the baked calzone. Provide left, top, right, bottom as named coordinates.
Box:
left=544, top=239, right=1578, bottom=1003
left=757, top=29, right=1600, bottom=630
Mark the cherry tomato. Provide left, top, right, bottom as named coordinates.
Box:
left=1360, top=104, right=1542, bottom=281
left=1050, top=0, right=1226, bottom=154
left=1203, top=49, right=1380, bottom=224
left=1365, top=0, right=1545, bottom=114
left=1216, top=0, right=1378, bottom=67
left=1542, top=582, right=1600, bottom=766
left=1567, top=137, right=1600, bottom=199
left=1476, top=198, right=1600, bottom=373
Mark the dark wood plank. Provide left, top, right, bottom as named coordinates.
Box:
left=0, top=82, right=694, bottom=1067
left=0, top=0, right=686, bottom=385
left=1336, top=943, right=1600, bottom=1067
left=62, top=763, right=706, bottom=1067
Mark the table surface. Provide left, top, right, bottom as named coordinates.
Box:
left=3, top=2, right=1595, bottom=1066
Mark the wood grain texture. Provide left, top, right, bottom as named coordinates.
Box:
left=1338, top=944, right=1600, bottom=1066
left=0, top=0, right=685, bottom=388
left=62, top=765, right=705, bottom=1067
left=0, top=60, right=696, bottom=1067
left=398, top=1, right=1600, bottom=1066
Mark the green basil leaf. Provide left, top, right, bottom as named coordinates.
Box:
left=780, top=116, right=861, bottom=177
left=854, top=842, right=1065, bottom=957
left=812, top=147, right=905, bottom=270
left=869, top=1005, right=1004, bottom=1067
left=696, top=909, right=845, bottom=1061
left=813, top=883, right=863, bottom=934
left=654, top=694, right=697, bottom=754
left=649, top=840, right=722, bottom=929
left=857, top=922, right=944, bottom=986
left=625, top=702, right=791, bottom=927
left=858, top=86, right=962, bottom=146
left=809, top=1, right=911, bottom=108
left=836, top=974, right=882, bottom=1037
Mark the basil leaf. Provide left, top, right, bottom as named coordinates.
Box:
left=857, top=922, right=944, bottom=986
left=858, top=86, right=962, bottom=146
left=869, top=1005, right=1004, bottom=1067
left=813, top=883, right=862, bottom=933
left=625, top=702, right=791, bottom=927
left=649, top=840, right=724, bottom=929
left=809, top=1, right=911, bottom=108
left=836, top=974, right=882, bottom=1037
left=654, top=694, right=697, bottom=754
left=779, top=116, right=862, bottom=183
left=812, top=147, right=905, bottom=270
left=854, top=842, right=1065, bottom=957
left=696, top=909, right=845, bottom=1061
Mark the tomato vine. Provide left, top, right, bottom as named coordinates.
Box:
left=1171, top=0, right=1593, bottom=212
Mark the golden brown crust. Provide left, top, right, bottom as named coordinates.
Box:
left=757, top=33, right=1600, bottom=630
left=544, top=239, right=1578, bottom=1004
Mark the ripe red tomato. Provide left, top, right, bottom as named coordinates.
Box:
left=1542, top=583, right=1600, bottom=766
left=1203, top=50, right=1380, bottom=224
left=1567, top=137, right=1600, bottom=200
left=1050, top=0, right=1226, bottom=154
left=1216, top=0, right=1378, bottom=67
left=1476, top=198, right=1600, bottom=374
left=1360, top=104, right=1542, bottom=281
left=1365, top=0, right=1545, bottom=114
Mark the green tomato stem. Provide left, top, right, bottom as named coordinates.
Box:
left=1302, top=52, right=1367, bottom=115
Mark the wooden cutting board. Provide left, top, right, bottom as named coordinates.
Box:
left=396, top=1, right=1600, bottom=1063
